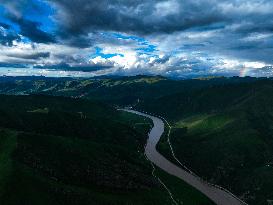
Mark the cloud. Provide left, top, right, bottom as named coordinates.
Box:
left=0, top=0, right=56, bottom=43
left=49, top=0, right=223, bottom=36
left=6, top=52, right=50, bottom=60
left=0, top=0, right=273, bottom=78
left=0, top=22, right=10, bottom=29
left=34, top=62, right=112, bottom=72
left=0, top=31, right=21, bottom=46
left=247, top=66, right=273, bottom=77
left=7, top=15, right=56, bottom=43
left=0, top=24, right=21, bottom=46
left=0, top=62, right=27, bottom=68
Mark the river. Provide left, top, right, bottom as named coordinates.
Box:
left=122, top=109, right=245, bottom=205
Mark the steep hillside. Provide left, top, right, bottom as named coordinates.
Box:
left=1, top=76, right=273, bottom=204
left=0, top=95, right=160, bottom=205
left=0, top=94, right=213, bottom=205
left=154, top=82, right=273, bottom=205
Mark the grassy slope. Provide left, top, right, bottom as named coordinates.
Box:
left=0, top=94, right=214, bottom=205
left=154, top=167, right=214, bottom=205
left=2, top=76, right=273, bottom=204
left=156, top=83, right=273, bottom=205
left=0, top=95, right=172, bottom=205
left=0, top=130, right=17, bottom=199
left=123, top=112, right=214, bottom=205
left=0, top=76, right=260, bottom=106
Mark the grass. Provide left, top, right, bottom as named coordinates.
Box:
left=118, top=111, right=153, bottom=137
left=27, top=107, right=49, bottom=114
left=0, top=130, right=17, bottom=198
left=158, top=109, right=273, bottom=205
left=0, top=129, right=179, bottom=205
left=175, top=114, right=233, bottom=133
left=122, top=110, right=216, bottom=205
left=2, top=76, right=273, bottom=204
left=154, top=167, right=214, bottom=205
left=0, top=95, right=175, bottom=205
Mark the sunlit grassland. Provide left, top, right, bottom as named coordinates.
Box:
left=175, top=114, right=234, bottom=134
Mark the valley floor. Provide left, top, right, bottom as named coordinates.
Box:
left=123, top=109, right=245, bottom=205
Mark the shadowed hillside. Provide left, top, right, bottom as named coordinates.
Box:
left=1, top=75, right=273, bottom=204
left=0, top=94, right=213, bottom=205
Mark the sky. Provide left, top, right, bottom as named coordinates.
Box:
left=0, top=0, right=273, bottom=78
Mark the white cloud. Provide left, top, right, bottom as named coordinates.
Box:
left=154, top=0, right=180, bottom=17
left=219, top=1, right=273, bottom=15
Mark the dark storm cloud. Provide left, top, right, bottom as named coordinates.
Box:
left=18, top=19, right=55, bottom=44
left=1, top=0, right=273, bottom=77
left=0, top=22, right=10, bottom=29
left=46, top=0, right=273, bottom=65
left=0, top=62, right=27, bottom=68
left=6, top=52, right=50, bottom=60
left=63, top=34, right=95, bottom=48
left=0, top=31, right=21, bottom=46
left=47, top=0, right=273, bottom=41
left=0, top=0, right=56, bottom=43
left=34, top=62, right=112, bottom=72
left=8, top=16, right=56, bottom=43
left=0, top=22, right=21, bottom=46
left=49, top=0, right=223, bottom=36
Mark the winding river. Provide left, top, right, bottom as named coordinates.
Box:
left=122, top=109, right=245, bottom=205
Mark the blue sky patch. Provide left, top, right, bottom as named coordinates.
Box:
left=91, top=47, right=124, bottom=59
